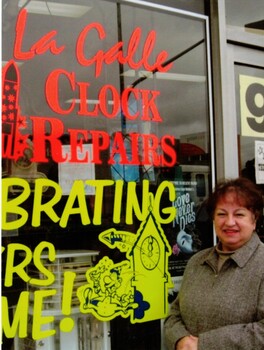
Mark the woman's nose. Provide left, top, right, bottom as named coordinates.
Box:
left=225, top=214, right=236, bottom=225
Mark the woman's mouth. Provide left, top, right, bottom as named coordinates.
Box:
left=223, top=229, right=239, bottom=235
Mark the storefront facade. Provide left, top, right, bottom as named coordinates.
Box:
left=1, top=1, right=263, bottom=349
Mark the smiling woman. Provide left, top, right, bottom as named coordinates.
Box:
left=164, top=177, right=264, bottom=350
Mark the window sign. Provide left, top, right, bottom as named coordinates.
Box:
left=59, top=144, right=96, bottom=195
left=255, top=141, right=264, bottom=184
left=240, top=75, right=264, bottom=137
left=235, top=65, right=264, bottom=185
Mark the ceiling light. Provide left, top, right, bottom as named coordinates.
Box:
left=2, top=61, right=24, bottom=67
left=122, top=69, right=206, bottom=82
left=66, top=99, right=114, bottom=105
left=18, top=0, right=91, bottom=18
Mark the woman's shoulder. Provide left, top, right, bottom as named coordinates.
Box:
left=254, top=236, right=264, bottom=259
left=186, top=247, right=214, bottom=266
left=248, top=233, right=264, bottom=258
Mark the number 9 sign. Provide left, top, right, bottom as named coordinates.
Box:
left=240, top=75, right=264, bottom=137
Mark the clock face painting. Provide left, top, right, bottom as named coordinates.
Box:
left=140, top=235, right=160, bottom=270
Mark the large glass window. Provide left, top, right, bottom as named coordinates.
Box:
left=235, top=64, right=264, bottom=240
left=2, top=1, right=214, bottom=349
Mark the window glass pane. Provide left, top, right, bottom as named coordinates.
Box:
left=235, top=65, right=264, bottom=176
left=2, top=1, right=214, bottom=348
left=235, top=64, right=264, bottom=239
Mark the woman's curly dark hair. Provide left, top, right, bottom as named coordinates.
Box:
left=206, top=177, right=263, bottom=221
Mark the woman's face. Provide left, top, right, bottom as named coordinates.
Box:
left=213, top=192, right=256, bottom=252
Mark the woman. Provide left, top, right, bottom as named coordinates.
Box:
left=164, top=177, right=264, bottom=350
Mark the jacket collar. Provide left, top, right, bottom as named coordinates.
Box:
left=230, top=233, right=261, bottom=267
left=202, top=233, right=261, bottom=270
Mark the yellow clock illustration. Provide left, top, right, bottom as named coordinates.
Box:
left=140, top=235, right=160, bottom=270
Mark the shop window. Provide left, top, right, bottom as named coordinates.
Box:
left=2, top=1, right=214, bottom=349
left=235, top=64, right=264, bottom=240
